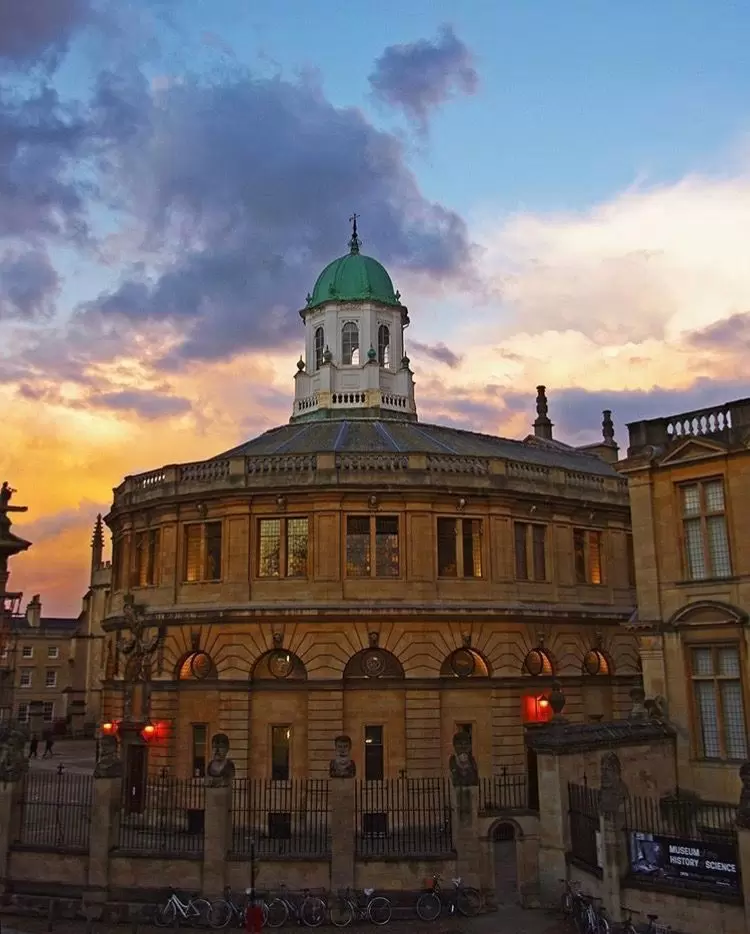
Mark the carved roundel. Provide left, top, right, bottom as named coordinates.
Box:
left=524, top=648, right=553, bottom=677
left=450, top=648, right=476, bottom=678
left=362, top=650, right=386, bottom=678
left=268, top=650, right=294, bottom=680
left=583, top=649, right=610, bottom=676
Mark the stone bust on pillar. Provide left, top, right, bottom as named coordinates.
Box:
left=449, top=730, right=479, bottom=787
left=599, top=751, right=625, bottom=816
left=329, top=735, right=356, bottom=778
left=205, top=733, right=235, bottom=787
left=0, top=727, right=28, bottom=783
left=94, top=734, right=123, bottom=779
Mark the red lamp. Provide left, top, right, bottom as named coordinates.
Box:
left=141, top=723, right=156, bottom=741
left=522, top=694, right=553, bottom=723
left=101, top=721, right=117, bottom=735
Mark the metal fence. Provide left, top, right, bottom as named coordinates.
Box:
left=231, top=779, right=330, bottom=858
left=117, top=777, right=205, bottom=855
left=478, top=771, right=529, bottom=814
left=354, top=778, right=453, bottom=858
left=568, top=782, right=600, bottom=872
left=624, top=793, right=738, bottom=846
left=17, top=768, right=93, bottom=851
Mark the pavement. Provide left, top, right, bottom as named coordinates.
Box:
left=27, top=739, right=96, bottom=774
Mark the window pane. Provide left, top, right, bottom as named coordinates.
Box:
left=462, top=519, right=482, bottom=578
left=704, top=480, right=725, bottom=513
left=692, top=647, right=714, bottom=676
left=720, top=681, right=748, bottom=759
left=514, top=523, right=528, bottom=580
left=192, top=724, right=207, bottom=776
left=314, top=327, right=325, bottom=369
left=573, top=529, right=586, bottom=583
left=707, top=515, right=731, bottom=577
left=364, top=725, right=384, bottom=781
left=135, top=531, right=148, bottom=587
left=259, top=519, right=282, bottom=577
left=184, top=525, right=202, bottom=582
left=532, top=525, right=546, bottom=581
left=147, top=529, right=160, bottom=585
left=681, top=484, right=701, bottom=516
left=694, top=680, right=721, bottom=757
left=205, top=522, right=222, bottom=580
left=346, top=516, right=371, bottom=577
left=342, top=322, right=359, bottom=365
left=683, top=518, right=706, bottom=580
left=588, top=532, right=602, bottom=584
left=286, top=518, right=309, bottom=577
left=437, top=518, right=457, bottom=577
left=271, top=726, right=291, bottom=781
left=377, top=324, right=390, bottom=366
left=718, top=646, right=740, bottom=677
left=375, top=516, right=399, bottom=577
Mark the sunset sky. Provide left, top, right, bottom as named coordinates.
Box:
left=3, top=0, right=750, bottom=616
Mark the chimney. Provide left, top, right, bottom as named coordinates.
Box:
left=533, top=385, right=554, bottom=440
left=26, top=594, right=41, bottom=628
left=91, top=513, right=104, bottom=575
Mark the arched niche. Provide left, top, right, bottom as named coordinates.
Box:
left=522, top=647, right=555, bottom=677
left=668, top=600, right=747, bottom=629
left=582, top=648, right=613, bottom=677
left=252, top=649, right=307, bottom=682
left=176, top=650, right=217, bottom=681
left=343, top=648, right=404, bottom=680
left=440, top=647, right=490, bottom=679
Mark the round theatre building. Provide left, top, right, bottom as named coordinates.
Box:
left=100, top=228, right=639, bottom=783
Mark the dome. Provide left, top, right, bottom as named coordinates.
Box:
left=306, top=223, right=401, bottom=310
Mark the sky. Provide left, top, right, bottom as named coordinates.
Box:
left=3, top=0, right=750, bottom=616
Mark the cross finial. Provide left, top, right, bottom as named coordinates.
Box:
left=349, top=213, right=361, bottom=254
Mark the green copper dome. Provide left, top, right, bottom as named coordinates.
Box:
left=306, top=221, right=401, bottom=310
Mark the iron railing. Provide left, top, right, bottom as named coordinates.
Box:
left=117, top=777, right=205, bottom=855
left=231, top=779, right=330, bottom=858
left=17, top=767, right=93, bottom=851
left=354, top=778, right=453, bottom=858
left=478, top=771, right=530, bottom=814
left=568, top=782, right=600, bottom=872
left=624, top=793, right=738, bottom=846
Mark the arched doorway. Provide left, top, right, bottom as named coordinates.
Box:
left=493, top=821, right=518, bottom=906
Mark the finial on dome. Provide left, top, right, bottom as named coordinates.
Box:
left=297, top=356, right=305, bottom=372
left=349, top=212, right=361, bottom=255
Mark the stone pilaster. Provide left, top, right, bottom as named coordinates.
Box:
left=203, top=783, right=232, bottom=896
left=0, top=776, right=24, bottom=885
left=598, top=751, right=627, bottom=923
left=329, top=780, right=355, bottom=892
left=535, top=750, right=568, bottom=904
left=87, top=775, right=122, bottom=902
left=451, top=785, right=481, bottom=888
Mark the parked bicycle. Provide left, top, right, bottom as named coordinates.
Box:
left=560, top=878, right=584, bottom=926
left=621, top=912, right=672, bottom=934
left=208, top=886, right=270, bottom=929
left=574, top=893, right=609, bottom=934
left=154, top=888, right=212, bottom=928
left=265, top=883, right=327, bottom=928
left=328, top=887, right=391, bottom=927
left=415, top=873, right=482, bottom=921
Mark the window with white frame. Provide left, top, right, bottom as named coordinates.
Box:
left=19, top=669, right=32, bottom=688
left=21, top=646, right=32, bottom=659
left=42, top=702, right=54, bottom=722
left=690, top=644, right=748, bottom=760
left=45, top=670, right=57, bottom=688
left=681, top=479, right=732, bottom=580
left=17, top=703, right=28, bottom=723
left=48, top=646, right=59, bottom=659
left=314, top=326, right=325, bottom=369
left=341, top=321, right=360, bottom=365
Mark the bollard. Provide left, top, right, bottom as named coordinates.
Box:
left=46, top=898, right=56, bottom=932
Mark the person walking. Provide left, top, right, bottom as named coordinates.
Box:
left=42, top=733, right=54, bottom=758
left=28, top=735, right=38, bottom=759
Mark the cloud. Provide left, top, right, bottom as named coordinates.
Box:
left=0, top=0, right=91, bottom=68
left=409, top=339, right=463, bottom=368
left=688, top=312, right=750, bottom=350
left=0, top=250, right=60, bottom=319
left=88, top=388, right=192, bottom=419
left=369, top=25, right=478, bottom=133
left=20, top=499, right=107, bottom=543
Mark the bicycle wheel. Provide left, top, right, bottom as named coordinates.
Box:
left=265, top=899, right=289, bottom=929
left=260, top=902, right=270, bottom=927
left=456, top=887, right=482, bottom=918
left=155, top=902, right=177, bottom=928
left=597, top=915, right=610, bottom=934
left=367, top=897, right=392, bottom=925
left=329, top=899, right=354, bottom=928
left=208, top=899, right=233, bottom=929
left=190, top=899, right=212, bottom=927
left=301, top=895, right=326, bottom=927
left=416, top=892, right=441, bottom=922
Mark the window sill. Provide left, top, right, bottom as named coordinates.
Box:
left=180, top=579, right=223, bottom=585
left=690, top=757, right=749, bottom=767
left=675, top=576, right=739, bottom=587
left=255, top=576, right=310, bottom=582
left=437, top=576, right=485, bottom=581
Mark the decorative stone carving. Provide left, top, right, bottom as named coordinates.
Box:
left=362, top=650, right=386, bottom=677
left=272, top=631, right=283, bottom=648
left=737, top=761, right=750, bottom=829
left=549, top=680, right=566, bottom=720
left=268, top=650, right=293, bottom=679
left=329, top=735, right=356, bottom=778
left=629, top=686, right=647, bottom=720
left=0, top=727, right=28, bottom=783
left=368, top=631, right=379, bottom=648
left=449, top=730, right=479, bottom=787
left=599, top=751, right=625, bottom=816
left=450, top=648, right=476, bottom=678
left=205, top=733, right=235, bottom=786
left=94, top=735, right=122, bottom=779
left=120, top=597, right=164, bottom=683
left=644, top=695, right=668, bottom=722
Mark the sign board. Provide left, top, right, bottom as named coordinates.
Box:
left=629, top=831, right=739, bottom=891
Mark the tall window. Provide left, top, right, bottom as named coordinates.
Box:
left=19, top=669, right=32, bottom=688
left=364, top=725, right=384, bottom=781
left=42, top=702, right=54, bottom=723
left=345, top=515, right=400, bottom=578
left=314, top=327, right=325, bottom=369
left=573, top=529, right=603, bottom=584
left=258, top=518, right=309, bottom=578
left=192, top=724, right=207, bottom=776
left=437, top=518, right=482, bottom=578
left=21, top=646, right=32, bottom=659
left=183, top=521, right=223, bottom=582
left=47, top=646, right=59, bottom=659
left=112, top=538, right=122, bottom=590
left=377, top=324, right=390, bottom=366
left=342, top=321, right=360, bottom=365
left=17, top=703, right=28, bottom=723
left=690, top=645, right=747, bottom=760
left=131, top=528, right=161, bottom=587
left=45, top=670, right=56, bottom=688
left=514, top=523, right=546, bottom=581
left=681, top=480, right=731, bottom=580
left=271, top=725, right=291, bottom=781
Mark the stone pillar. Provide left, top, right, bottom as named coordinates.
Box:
left=735, top=761, right=750, bottom=931
left=86, top=736, right=123, bottom=907
left=203, top=783, right=231, bottom=896
left=329, top=780, right=355, bottom=893
left=0, top=766, right=25, bottom=884
left=598, top=751, right=627, bottom=924
left=535, top=750, right=568, bottom=904
left=451, top=785, right=481, bottom=888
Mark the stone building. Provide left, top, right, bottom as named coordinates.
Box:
left=99, top=226, right=640, bottom=785
left=619, top=398, right=750, bottom=803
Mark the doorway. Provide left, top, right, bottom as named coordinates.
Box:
left=493, top=822, right=518, bottom=906
left=124, top=743, right=148, bottom=815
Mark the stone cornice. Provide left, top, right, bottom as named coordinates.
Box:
left=526, top=718, right=676, bottom=754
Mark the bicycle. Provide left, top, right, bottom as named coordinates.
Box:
left=415, top=873, right=482, bottom=921
left=328, top=887, right=391, bottom=927
left=208, top=886, right=270, bottom=929
left=154, top=888, right=212, bottom=928
left=265, top=883, right=327, bottom=928
left=559, top=878, right=585, bottom=927
left=574, top=893, right=609, bottom=934
left=622, top=912, right=671, bottom=934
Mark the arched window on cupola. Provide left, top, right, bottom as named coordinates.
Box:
left=314, top=327, right=325, bottom=369
left=378, top=324, right=390, bottom=366
left=342, top=321, right=359, bottom=365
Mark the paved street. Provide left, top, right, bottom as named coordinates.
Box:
left=27, top=739, right=96, bottom=774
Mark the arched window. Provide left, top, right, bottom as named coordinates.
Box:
left=343, top=648, right=404, bottom=680
left=342, top=321, right=359, bottom=365
left=583, top=649, right=611, bottom=676
left=177, top=651, right=217, bottom=680
left=314, top=327, right=325, bottom=369
left=440, top=648, right=490, bottom=678
left=378, top=324, right=390, bottom=366
left=252, top=649, right=307, bottom=681
left=523, top=648, right=554, bottom=676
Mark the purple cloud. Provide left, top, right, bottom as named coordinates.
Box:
left=369, top=25, right=478, bottom=132
left=0, top=250, right=59, bottom=318
left=688, top=313, right=750, bottom=349
left=410, top=340, right=464, bottom=368
left=88, top=389, right=192, bottom=420
left=0, top=0, right=90, bottom=68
